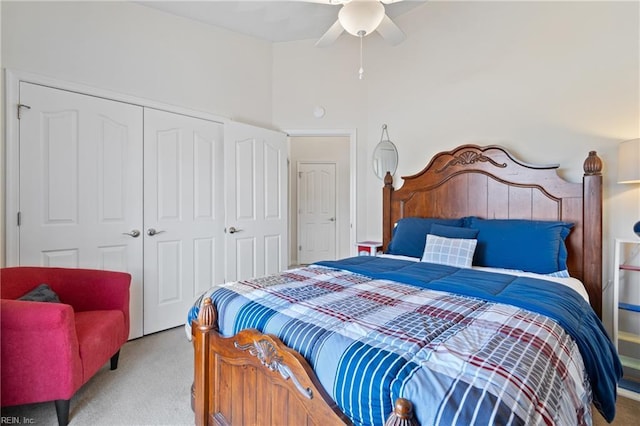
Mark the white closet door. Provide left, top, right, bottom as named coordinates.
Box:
left=224, top=122, right=288, bottom=282
left=143, top=108, right=224, bottom=335
left=18, top=82, right=144, bottom=338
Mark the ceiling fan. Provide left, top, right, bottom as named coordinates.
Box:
left=313, top=0, right=407, bottom=47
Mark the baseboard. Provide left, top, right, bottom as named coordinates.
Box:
left=618, top=385, right=640, bottom=402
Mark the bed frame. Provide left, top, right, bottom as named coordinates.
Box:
left=192, top=144, right=603, bottom=425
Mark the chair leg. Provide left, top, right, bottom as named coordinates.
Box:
left=54, top=399, right=70, bottom=426
left=110, top=350, right=120, bottom=370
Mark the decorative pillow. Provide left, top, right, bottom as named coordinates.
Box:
left=18, top=284, right=61, bottom=303
left=421, top=234, right=478, bottom=268
left=387, top=217, right=464, bottom=258
left=430, top=224, right=479, bottom=239
left=466, top=217, right=573, bottom=274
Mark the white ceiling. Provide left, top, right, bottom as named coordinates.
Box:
left=136, top=1, right=426, bottom=43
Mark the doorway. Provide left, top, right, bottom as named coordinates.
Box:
left=288, top=134, right=354, bottom=266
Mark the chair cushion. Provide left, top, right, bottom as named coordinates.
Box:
left=74, top=310, right=127, bottom=383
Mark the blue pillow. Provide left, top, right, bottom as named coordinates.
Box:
left=387, top=217, right=464, bottom=258
left=430, top=224, right=479, bottom=239
left=466, top=217, right=573, bottom=274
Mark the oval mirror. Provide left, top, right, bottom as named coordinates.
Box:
left=372, top=139, right=398, bottom=179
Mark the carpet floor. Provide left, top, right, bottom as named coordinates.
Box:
left=2, top=326, right=639, bottom=425
left=594, top=392, right=640, bottom=426
left=1, top=327, right=194, bottom=425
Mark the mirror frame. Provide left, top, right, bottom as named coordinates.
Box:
left=372, top=139, right=399, bottom=179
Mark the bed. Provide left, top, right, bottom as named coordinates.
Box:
left=189, top=144, right=621, bottom=425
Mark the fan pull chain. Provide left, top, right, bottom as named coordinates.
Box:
left=358, top=30, right=365, bottom=80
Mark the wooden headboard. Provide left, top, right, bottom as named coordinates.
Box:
left=382, top=145, right=603, bottom=317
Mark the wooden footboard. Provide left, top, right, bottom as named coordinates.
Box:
left=192, top=298, right=418, bottom=426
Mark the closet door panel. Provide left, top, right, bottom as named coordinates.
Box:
left=194, top=237, right=216, bottom=294
left=224, top=122, right=288, bottom=282
left=195, top=135, right=216, bottom=219
left=143, top=108, right=224, bottom=335
left=18, top=82, right=144, bottom=338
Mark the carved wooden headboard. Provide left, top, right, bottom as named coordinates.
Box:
left=382, top=144, right=603, bottom=317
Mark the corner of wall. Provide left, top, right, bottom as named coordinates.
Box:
left=1, top=8, right=5, bottom=267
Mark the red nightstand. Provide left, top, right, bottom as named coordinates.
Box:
left=357, top=241, right=382, bottom=256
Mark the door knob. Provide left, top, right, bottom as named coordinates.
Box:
left=329, top=217, right=336, bottom=222
left=147, top=228, right=166, bottom=236
left=122, top=230, right=141, bottom=238
left=227, top=226, right=242, bottom=234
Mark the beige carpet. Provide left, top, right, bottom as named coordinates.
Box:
left=594, top=395, right=640, bottom=426
left=1, top=327, right=194, bottom=425
left=3, top=326, right=639, bottom=425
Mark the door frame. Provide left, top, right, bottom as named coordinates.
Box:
left=4, top=69, right=227, bottom=266
left=285, top=128, right=357, bottom=265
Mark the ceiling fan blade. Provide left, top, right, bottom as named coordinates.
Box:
left=376, top=14, right=406, bottom=46
left=315, top=19, right=344, bottom=47
left=298, top=0, right=347, bottom=4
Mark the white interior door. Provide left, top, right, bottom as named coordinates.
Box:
left=297, top=162, right=337, bottom=264
left=143, top=108, right=224, bottom=335
left=225, top=122, right=288, bottom=282
left=17, top=82, right=145, bottom=338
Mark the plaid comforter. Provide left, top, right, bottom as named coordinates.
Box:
left=187, top=257, right=621, bottom=426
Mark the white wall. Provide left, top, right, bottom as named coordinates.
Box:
left=0, top=3, right=4, bottom=267
left=272, top=1, right=639, bottom=332
left=1, top=1, right=273, bottom=127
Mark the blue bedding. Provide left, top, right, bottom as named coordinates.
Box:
left=316, top=256, right=623, bottom=422
left=188, top=256, right=622, bottom=425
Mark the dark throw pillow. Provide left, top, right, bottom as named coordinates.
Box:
left=18, top=284, right=61, bottom=303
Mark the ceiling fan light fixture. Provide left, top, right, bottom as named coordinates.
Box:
left=338, top=1, right=385, bottom=37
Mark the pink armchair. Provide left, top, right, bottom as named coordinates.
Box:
left=1, top=267, right=131, bottom=426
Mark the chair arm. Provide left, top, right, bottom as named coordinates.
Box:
left=0, top=299, right=83, bottom=405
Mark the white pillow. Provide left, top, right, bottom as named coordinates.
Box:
left=421, top=234, right=477, bottom=268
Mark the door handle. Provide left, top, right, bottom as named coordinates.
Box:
left=122, top=230, right=141, bottom=238
left=147, top=228, right=166, bottom=236
left=226, top=226, right=242, bottom=234
left=329, top=217, right=336, bottom=222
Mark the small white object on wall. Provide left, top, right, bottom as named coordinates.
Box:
left=313, top=106, right=325, bottom=118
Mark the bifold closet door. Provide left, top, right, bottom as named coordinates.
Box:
left=17, top=82, right=145, bottom=338
left=143, top=108, right=225, bottom=335
left=224, top=121, right=288, bottom=282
